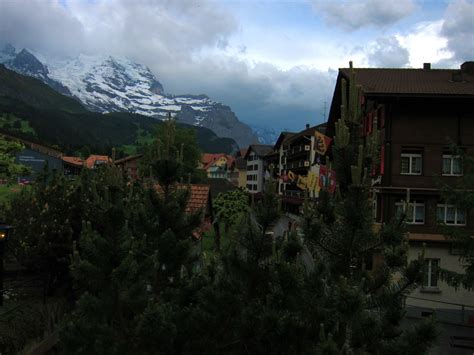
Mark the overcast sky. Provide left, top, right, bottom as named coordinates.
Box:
left=0, top=0, right=473, bottom=132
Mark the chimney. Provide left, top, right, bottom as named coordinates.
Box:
left=305, top=124, right=310, bottom=129
left=423, top=63, right=431, bottom=70
left=461, top=61, right=474, bottom=75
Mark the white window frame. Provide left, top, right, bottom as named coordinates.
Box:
left=437, top=204, right=466, bottom=226
left=422, top=259, right=439, bottom=289
left=442, top=154, right=462, bottom=176
left=401, top=153, right=422, bottom=175
left=395, top=201, right=425, bottom=224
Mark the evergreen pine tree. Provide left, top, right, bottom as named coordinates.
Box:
left=438, top=148, right=474, bottom=289
left=302, top=64, right=437, bottom=353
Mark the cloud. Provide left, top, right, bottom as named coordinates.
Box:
left=441, top=0, right=474, bottom=63
left=0, top=0, right=86, bottom=57
left=366, top=36, right=410, bottom=67
left=312, top=0, right=416, bottom=31
left=0, top=0, right=333, bottom=131
left=395, top=21, right=453, bottom=68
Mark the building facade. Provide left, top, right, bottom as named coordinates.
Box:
left=327, top=61, right=474, bottom=322
left=244, top=145, right=272, bottom=193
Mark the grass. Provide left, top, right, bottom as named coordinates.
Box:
left=121, top=127, right=154, bottom=155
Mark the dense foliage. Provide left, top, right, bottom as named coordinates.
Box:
left=213, top=187, right=249, bottom=233
left=299, top=70, right=437, bottom=353
left=0, top=136, right=29, bottom=182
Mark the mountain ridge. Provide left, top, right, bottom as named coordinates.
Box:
left=0, top=65, right=239, bottom=155
left=0, top=44, right=259, bottom=148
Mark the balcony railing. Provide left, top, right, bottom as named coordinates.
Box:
left=283, top=160, right=310, bottom=170
left=283, top=144, right=311, bottom=157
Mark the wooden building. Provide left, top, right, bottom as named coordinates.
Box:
left=327, top=61, right=474, bottom=322
left=115, top=154, right=143, bottom=182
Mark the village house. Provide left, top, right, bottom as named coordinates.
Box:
left=200, top=153, right=234, bottom=180
left=326, top=61, right=474, bottom=323
left=229, top=149, right=247, bottom=188
left=244, top=144, right=272, bottom=193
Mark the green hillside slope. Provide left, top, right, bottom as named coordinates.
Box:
left=0, top=65, right=238, bottom=154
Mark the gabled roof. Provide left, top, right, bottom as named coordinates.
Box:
left=201, top=153, right=234, bottom=170
left=339, top=64, right=474, bottom=96
left=274, top=131, right=295, bottom=150
left=84, top=155, right=112, bottom=169
left=244, top=144, right=273, bottom=159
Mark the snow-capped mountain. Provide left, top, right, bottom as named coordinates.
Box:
left=0, top=44, right=259, bottom=148
left=250, top=125, right=281, bottom=145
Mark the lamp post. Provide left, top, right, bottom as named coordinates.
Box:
left=0, top=223, right=12, bottom=306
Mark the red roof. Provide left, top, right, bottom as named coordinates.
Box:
left=84, top=155, right=112, bottom=169
left=201, top=153, right=234, bottom=170
left=62, top=156, right=84, bottom=167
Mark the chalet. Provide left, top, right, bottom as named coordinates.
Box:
left=273, top=124, right=327, bottom=211
left=244, top=144, right=272, bottom=193
left=200, top=153, right=234, bottom=179
left=327, top=61, right=474, bottom=322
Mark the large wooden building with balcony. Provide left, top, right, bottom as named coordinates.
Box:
left=275, top=124, right=326, bottom=210
left=327, top=61, right=474, bottom=322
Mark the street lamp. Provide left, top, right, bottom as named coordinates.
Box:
left=0, top=223, right=12, bottom=306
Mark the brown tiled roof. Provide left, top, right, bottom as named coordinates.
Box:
left=62, top=156, right=84, bottom=167
left=340, top=67, right=474, bottom=96
left=186, top=184, right=211, bottom=213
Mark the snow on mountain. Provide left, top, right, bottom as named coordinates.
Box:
left=250, top=125, right=280, bottom=145
left=0, top=43, right=259, bottom=148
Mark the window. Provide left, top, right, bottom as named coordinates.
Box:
left=422, top=259, right=439, bottom=288
left=437, top=204, right=466, bottom=225
left=396, top=201, right=425, bottom=224
left=442, top=155, right=462, bottom=176
left=401, top=151, right=422, bottom=175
